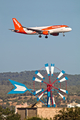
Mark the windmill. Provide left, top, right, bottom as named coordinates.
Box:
left=8, top=63, right=68, bottom=107
left=32, top=63, right=68, bottom=107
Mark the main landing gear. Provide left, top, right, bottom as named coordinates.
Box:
left=39, top=35, right=48, bottom=38
left=45, top=35, right=48, bottom=38
left=39, top=35, right=42, bottom=38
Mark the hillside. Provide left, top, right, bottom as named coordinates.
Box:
left=0, top=70, right=80, bottom=108
left=0, top=71, right=80, bottom=95
left=0, top=70, right=80, bottom=84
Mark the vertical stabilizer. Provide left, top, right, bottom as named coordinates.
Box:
left=12, top=18, right=22, bottom=30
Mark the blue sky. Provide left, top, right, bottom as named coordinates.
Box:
left=0, top=0, right=80, bottom=74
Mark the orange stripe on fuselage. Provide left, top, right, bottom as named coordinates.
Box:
left=42, top=25, right=68, bottom=31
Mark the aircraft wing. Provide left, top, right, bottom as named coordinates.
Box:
left=27, top=28, right=42, bottom=34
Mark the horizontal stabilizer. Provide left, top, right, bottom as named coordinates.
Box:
left=9, top=29, right=19, bottom=32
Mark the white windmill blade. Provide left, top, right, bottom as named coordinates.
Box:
left=51, top=64, right=55, bottom=76
left=59, top=88, right=68, bottom=94
left=57, top=70, right=65, bottom=79
left=53, top=96, right=56, bottom=107
left=38, top=93, right=44, bottom=99
left=45, top=63, right=50, bottom=76
left=58, top=92, right=65, bottom=100
left=48, top=97, right=50, bottom=107
left=58, top=77, right=68, bottom=83
left=35, top=71, right=45, bottom=79
left=37, top=88, right=48, bottom=101
left=33, top=89, right=43, bottom=95
left=32, top=77, right=43, bottom=83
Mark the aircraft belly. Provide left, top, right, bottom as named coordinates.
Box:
left=26, top=32, right=38, bottom=35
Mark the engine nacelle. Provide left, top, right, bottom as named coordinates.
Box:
left=51, top=33, right=59, bottom=36
left=42, top=31, right=49, bottom=35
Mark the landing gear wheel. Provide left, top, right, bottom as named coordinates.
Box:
left=39, top=35, right=42, bottom=38
left=45, top=35, right=48, bottom=38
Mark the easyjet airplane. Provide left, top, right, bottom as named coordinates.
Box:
left=9, top=18, right=72, bottom=38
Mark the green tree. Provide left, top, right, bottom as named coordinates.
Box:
left=53, top=107, right=80, bottom=120
left=26, top=117, right=42, bottom=120
left=0, top=106, right=21, bottom=120
left=6, top=113, right=21, bottom=120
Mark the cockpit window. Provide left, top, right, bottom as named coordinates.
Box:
left=65, top=27, right=69, bottom=28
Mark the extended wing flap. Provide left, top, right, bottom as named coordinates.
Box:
left=27, top=28, right=42, bottom=34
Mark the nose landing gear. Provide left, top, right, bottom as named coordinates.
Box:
left=63, top=33, right=65, bottom=37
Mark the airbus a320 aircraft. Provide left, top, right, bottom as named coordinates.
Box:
left=9, top=18, right=72, bottom=38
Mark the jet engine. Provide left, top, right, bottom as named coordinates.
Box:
left=42, top=31, right=49, bottom=35
left=51, top=33, right=59, bottom=36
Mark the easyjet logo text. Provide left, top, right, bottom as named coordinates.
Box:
left=13, top=19, right=21, bottom=28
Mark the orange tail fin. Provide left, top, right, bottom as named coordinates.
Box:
left=12, top=18, right=22, bottom=30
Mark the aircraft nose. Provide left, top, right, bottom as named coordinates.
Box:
left=69, top=28, right=72, bottom=31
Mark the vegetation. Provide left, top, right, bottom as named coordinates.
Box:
left=0, top=106, right=21, bottom=120
left=54, top=107, right=80, bottom=120
left=25, top=117, right=48, bottom=120
left=25, top=117, right=42, bottom=120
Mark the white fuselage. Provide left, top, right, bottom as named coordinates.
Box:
left=23, top=26, right=72, bottom=35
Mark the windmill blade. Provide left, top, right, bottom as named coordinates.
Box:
left=32, top=77, right=43, bottom=83
left=53, top=96, right=56, bottom=107
left=33, top=89, right=43, bottom=95
left=58, top=77, right=68, bottom=83
left=35, top=71, right=45, bottom=79
left=37, top=93, right=44, bottom=100
left=57, top=70, right=65, bottom=79
left=37, top=88, right=48, bottom=101
left=45, top=63, right=50, bottom=76
left=47, top=97, right=50, bottom=107
left=58, top=92, right=65, bottom=100
left=59, top=88, right=68, bottom=94
left=8, top=79, right=29, bottom=94
left=51, top=64, right=55, bottom=76
left=47, top=90, right=51, bottom=107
